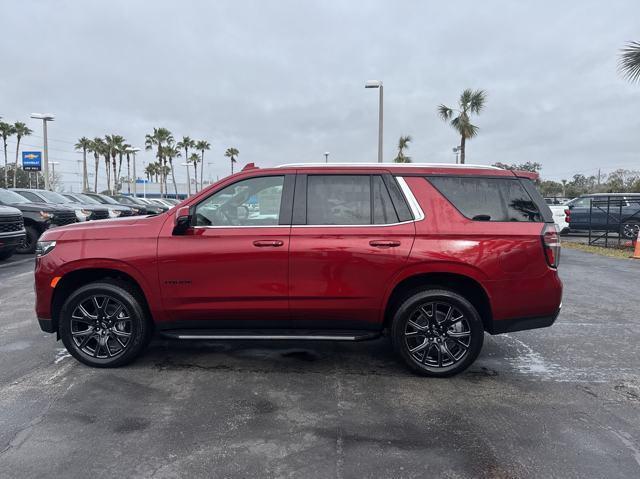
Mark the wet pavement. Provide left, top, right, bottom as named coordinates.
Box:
left=1, top=249, right=639, bottom=478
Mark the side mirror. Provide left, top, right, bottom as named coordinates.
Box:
left=173, top=206, right=192, bottom=235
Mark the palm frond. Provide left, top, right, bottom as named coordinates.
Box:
left=619, top=41, right=640, bottom=83
left=437, top=105, right=453, bottom=121
left=469, top=89, right=487, bottom=114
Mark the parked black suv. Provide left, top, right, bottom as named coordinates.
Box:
left=0, top=188, right=78, bottom=253
left=0, top=205, right=26, bottom=260
left=82, top=192, right=145, bottom=216
left=111, top=194, right=164, bottom=215
left=566, top=193, right=640, bottom=239
left=64, top=193, right=135, bottom=218
left=12, top=188, right=110, bottom=221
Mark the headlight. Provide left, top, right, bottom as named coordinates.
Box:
left=75, top=209, right=91, bottom=221
left=39, top=211, right=54, bottom=220
left=109, top=209, right=122, bottom=218
left=35, top=240, right=56, bottom=257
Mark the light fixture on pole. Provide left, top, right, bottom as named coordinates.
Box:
left=365, top=80, right=383, bottom=163
left=452, top=146, right=462, bottom=164
left=127, top=147, right=141, bottom=197
left=30, top=113, right=55, bottom=190
left=324, top=152, right=330, bottom=163
left=181, top=163, right=191, bottom=196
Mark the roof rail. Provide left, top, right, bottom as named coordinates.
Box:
left=276, top=162, right=501, bottom=170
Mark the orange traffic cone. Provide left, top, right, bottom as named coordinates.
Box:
left=633, top=238, right=640, bottom=259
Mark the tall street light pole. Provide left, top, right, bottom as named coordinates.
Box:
left=30, top=113, right=55, bottom=190
left=453, top=146, right=461, bottom=164
left=128, top=147, right=141, bottom=197
left=182, top=163, right=191, bottom=196
left=324, top=152, right=329, bottom=163
left=365, top=80, right=383, bottom=163
left=50, top=161, right=60, bottom=188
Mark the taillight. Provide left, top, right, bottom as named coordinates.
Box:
left=542, top=224, right=560, bottom=268
left=564, top=208, right=571, bottom=223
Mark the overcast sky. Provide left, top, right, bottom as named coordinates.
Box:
left=1, top=0, right=638, bottom=191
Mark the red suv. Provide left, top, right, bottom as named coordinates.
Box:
left=34, top=164, right=562, bottom=376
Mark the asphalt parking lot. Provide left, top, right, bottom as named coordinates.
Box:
left=1, top=249, right=639, bottom=479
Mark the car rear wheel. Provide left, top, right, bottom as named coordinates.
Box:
left=621, top=220, right=639, bottom=240
left=59, top=282, right=152, bottom=367
left=16, top=225, right=39, bottom=254
left=391, top=288, right=484, bottom=377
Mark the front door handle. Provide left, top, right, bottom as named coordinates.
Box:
left=253, top=240, right=284, bottom=247
left=369, top=240, right=401, bottom=248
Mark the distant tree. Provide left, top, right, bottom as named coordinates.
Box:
left=393, top=135, right=412, bottom=163
left=438, top=89, right=486, bottom=163
left=0, top=121, right=15, bottom=188
left=162, top=142, right=181, bottom=197
left=91, top=137, right=107, bottom=193
left=0, top=167, right=44, bottom=188
left=177, top=137, right=196, bottom=190
left=12, top=122, right=33, bottom=187
left=492, top=161, right=542, bottom=173
left=195, top=140, right=211, bottom=190
left=619, top=41, right=640, bottom=83
left=145, top=128, right=173, bottom=197
left=75, top=137, right=92, bottom=192
left=225, top=147, right=239, bottom=174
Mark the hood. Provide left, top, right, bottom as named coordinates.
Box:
left=0, top=205, right=22, bottom=216
left=40, top=214, right=155, bottom=241
left=8, top=202, right=74, bottom=213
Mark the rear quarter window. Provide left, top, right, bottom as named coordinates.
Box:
left=427, top=176, right=545, bottom=222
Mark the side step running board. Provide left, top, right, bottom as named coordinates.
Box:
left=159, top=329, right=381, bottom=342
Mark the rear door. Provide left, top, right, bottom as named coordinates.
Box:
left=288, top=172, right=416, bottom=329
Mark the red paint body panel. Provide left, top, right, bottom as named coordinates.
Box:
left=34, top=165, right=562, bottom=334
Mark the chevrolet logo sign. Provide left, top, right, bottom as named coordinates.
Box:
left=24, top=154, right=38, bottom=159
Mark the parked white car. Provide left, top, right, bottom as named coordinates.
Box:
left=545, top=197, right=571, bottom=233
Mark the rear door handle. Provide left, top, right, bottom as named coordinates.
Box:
left=369, top=240, right=401, bottom=248
left=253, top=240, right=284, bottom=247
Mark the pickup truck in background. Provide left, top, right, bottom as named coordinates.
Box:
left=565, top=193, right=640, bottom=239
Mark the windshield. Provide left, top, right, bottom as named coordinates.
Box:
left=38, top=190, right=72, bottom=203
left=73, top=193, right=101, bottom=204
left=0, top=189, right=31, bottom=204
left=92, top=194, right=119, bottom=204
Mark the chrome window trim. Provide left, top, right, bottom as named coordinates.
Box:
left=396, top=176, right=424, bottom=221
left=190, top=174, right=425, bottom=229
left=277, top=162, right=501, bottom=170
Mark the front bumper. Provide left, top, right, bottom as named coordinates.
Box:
left=0, top=230, right=26, bottom=250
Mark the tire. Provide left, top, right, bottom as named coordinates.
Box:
left=16, top=225, right=40, bottom=254
left=621, top=221, right=639, bottom=240
left=391, top=288, right=484, bottom=377
left=0, top=248, right=15, bottom=260
left=59, top=281, right=152, bottom=368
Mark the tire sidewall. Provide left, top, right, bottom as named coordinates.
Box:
left=621, top=221, right=639, bottom=240
left=391, top=289, right=484, bottom=377
left=59, top=282, right=149, bottom=368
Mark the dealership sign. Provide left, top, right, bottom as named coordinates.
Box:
left=22, top=151, right=42, bottom=171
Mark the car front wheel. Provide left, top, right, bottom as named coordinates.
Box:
left=391, top=288, right=484, bottom=377
left=59, top=282, right=152, bottom=367
left=621, top=221, right=639, bottom=240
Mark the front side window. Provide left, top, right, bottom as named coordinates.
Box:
left=428, top=176, right=542, bottom=222
left=195, top=176, right=284, bottom=226
left=16, top=191, right=43, bottom=202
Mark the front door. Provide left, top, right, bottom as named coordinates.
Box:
left=289, top=173, right=416, bottom=329
left=157, top=174, right=293, bottom=328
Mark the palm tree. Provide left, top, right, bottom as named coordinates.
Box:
left=116, top=141, right=130, bottom=185
left=177, top=137, right=196, bottom=191
left=393, top=135, right=412, bottom=163
left=75, top=137, right=92, bottom=192
left=145, top=128, right=173, bottom=197
left=195, top=140, right=211, bottom=190
left=12, top=122, right=33, bottom=187
left=105, top=135, right=125, bottom=193
left=438, top=89, right=487, bottom=164
left=162, top=142, right=181, bottom=197
left=0, top=121, right=15, bottom=187
left=90, top=137, right=106, bottom=192
left=619, top=41, right=640, bottom=83
left=225, top=147, right=239, bottom=175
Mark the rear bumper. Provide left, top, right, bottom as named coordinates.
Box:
left=489, top=304, right=561, bottom=334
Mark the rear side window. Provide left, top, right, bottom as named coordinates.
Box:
left=305, top=175, right=401, bottom=225
left=427, top=176, right=543, bottom=222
